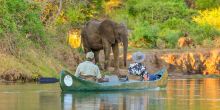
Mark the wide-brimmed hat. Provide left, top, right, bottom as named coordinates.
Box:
left=86, top=52, right=94, bottom=59
left=132, top=51, right=145, bottom=63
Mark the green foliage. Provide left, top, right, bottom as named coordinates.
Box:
left=109, top=0, right=220, bottom=48
left=131, top=21, right=159, bottom=48
left=110, top=0, right=196, bottom=48
left=0, top=0, right=16, bottom=34
left=158, top=29, right=181, bottom=48
left=64, top=0, right=104, bottom=26
left=66, top=5, right=85, bottom=26
left=196, top=0, right=220, bottom=9
left=93, top=0, right=103, bottom=11
left=0, top=0, right=46, bottom=44
left=109, top=9, right=128, bottom=24
left=190, top=24, right=220, bottom=44
left=126, top=0, right=195, bottom=24
left=1, top=0, right=220, bottom=79
left=161, top=18, right=191, bottom=32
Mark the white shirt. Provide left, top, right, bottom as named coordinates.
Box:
left=75, top=61, right=101, bottom=79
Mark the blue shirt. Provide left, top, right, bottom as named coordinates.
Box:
left=128, top=63, right=147, bottom=76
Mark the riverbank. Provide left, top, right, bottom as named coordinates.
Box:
left=106, top=47, right=220, bottom=78
left=0, top=45, right=82, bottom=82
left=0, top=47, right=219, bottom=82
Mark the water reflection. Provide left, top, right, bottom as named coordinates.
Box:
left=0, top=79, right=220, bottom=110
left=61, top=90, right=167, bottom=110
left=166, top=79, right=220, bottom=110
left=61, top=78, right=220, bottom=110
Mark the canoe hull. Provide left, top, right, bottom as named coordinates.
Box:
left=60, top=68, right=168, bottom=91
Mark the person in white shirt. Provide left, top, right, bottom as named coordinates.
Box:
left=75, top=52, right=108, bottom=82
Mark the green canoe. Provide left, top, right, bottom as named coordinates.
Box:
left=59, top=68, right=168, bottom=91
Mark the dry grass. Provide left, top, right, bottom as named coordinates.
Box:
left=0, top=48, right=64, bottom=81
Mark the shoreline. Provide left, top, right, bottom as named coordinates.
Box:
left=0, top=48, right=219, bottom=82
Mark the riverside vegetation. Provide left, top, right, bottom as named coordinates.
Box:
left=0, top=0, right=219, bottom=82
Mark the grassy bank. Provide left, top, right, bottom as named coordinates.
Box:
left=0, top=0, right=83, bottom=81
left=0, top=49, right=62, bottom=81
left=0, top=43, right=82, bottom=82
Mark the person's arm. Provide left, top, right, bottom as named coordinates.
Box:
left=95, top=66, right=109, bottom=82
left=74, top=65, right=81, bottom=77
left=95, top=66, right=102, bottom=79
left=128, top=63, right=135, bottom=74
left=140, top=65, right=147, bottom=74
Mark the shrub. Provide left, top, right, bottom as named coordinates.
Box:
left=190, top=24, right=220, bottom=44
left=130, top=21, right=159, bottom=48
left=64, top=0, right=103, bottom=27
left=109, top=0, right=197, bottom=48
left=0, top=0, right=46, bottom=44
left=161, top=17, right=191, bottom=32
left=193, top=7, right=220, bottom=30
left=158, top=28, right=181, bottom=48
left=126, top=0, right=195, bottom=24
left=195, top=0, right=220, bottom=10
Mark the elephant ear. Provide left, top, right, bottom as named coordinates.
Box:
left=115, top=23, right=127, bottom=43
left=98, top=19, right=116, bottom=44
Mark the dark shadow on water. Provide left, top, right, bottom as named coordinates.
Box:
left=61, top=90, right=167, bottom=110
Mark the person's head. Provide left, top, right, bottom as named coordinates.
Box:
left=132, top=51, right=145, bottom=63
left=86, top=51, right=94, bottom=61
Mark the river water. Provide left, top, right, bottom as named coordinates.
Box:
left=0, top=78, right=220, bottom=110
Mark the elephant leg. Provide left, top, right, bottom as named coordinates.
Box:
left=94, top=50, right=100, bottom=63
left=103, top=39, right=111, bottom=71
left=112, top=43, right=120, bottom=75
left=94, top=50, right=103, bottom=70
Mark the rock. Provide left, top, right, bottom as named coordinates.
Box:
left=0, top=69, right=32, bottom=82
left=100, top=48, right=220, bottom=76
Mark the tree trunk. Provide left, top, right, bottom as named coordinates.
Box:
left=184, top=0, right=195, bottom=9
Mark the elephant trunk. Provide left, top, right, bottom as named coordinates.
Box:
left=123, top=36, right=128, bottom=67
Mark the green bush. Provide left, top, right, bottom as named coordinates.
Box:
left=126, top=0, right=195, bottom=24
left=158, top=28, right=181, bottom=48
left=196, top=0, right=220, bottom=10
left=109, top=0, right=198, bottom=48
left=0, top=0, right=17, bottom=34
left=0, top=0, right=46, bottom=45
left=64, top=0, right=103, bottom=27
left=160, top=17, right=191, bottom=32
left=130, top=21, right=159, bottom=48
left=191, top=24, right=220, bottom=44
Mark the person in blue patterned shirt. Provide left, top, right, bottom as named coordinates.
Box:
left=128, top=52, right=148, bottom=81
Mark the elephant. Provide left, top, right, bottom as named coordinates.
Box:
left=81, top=19, right=128, bottom=75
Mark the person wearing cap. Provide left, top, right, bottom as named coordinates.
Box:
left=75, top=52, right=108, bottom=82
left=128, top=51, right=148, bottom=81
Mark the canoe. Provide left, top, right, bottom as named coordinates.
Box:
left=59, top=68, right=168, bottom=91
